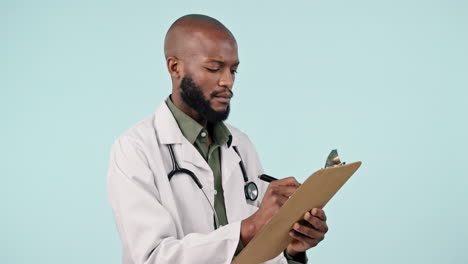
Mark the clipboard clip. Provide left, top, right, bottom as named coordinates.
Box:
left=324, top=149, right=346, bottom=168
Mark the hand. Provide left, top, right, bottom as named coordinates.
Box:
left=240, top=177, right=300, bottom=245
left=286, top=208, right=328, bottom=256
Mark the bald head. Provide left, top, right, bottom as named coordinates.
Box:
left=164, top=14, right=236, bottom=59
left=164, top=15, right=239, bottom=125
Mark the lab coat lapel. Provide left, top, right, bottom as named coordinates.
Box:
left=172, top=141, right=214, bottom=207
left=221, top=144, right=243, bottom=223
left=180, top=140, right=213, bottom=194
left=154, top=100, right=212, bottom=185
left=154, top=100, right=211, bottom=172
left=155, top=100, right=215, bottom=210
left=181, top=142, right=211, bottom=173
left=154, top=100, right=183, bottom=145
left=221, top=144, right=241, bottom=186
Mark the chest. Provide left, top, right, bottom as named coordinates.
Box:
left=154, top=143, right=259, bottom=236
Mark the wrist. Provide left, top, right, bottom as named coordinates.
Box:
left=286, top=246, right=300, bottom=257
left=284, top=248, right=308, bottom=263
left=240, top=214, right=259, bottom=245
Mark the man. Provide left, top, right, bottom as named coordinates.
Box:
left=107, top=14, right=328, bottom=264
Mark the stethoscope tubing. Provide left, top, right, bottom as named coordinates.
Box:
left=166, top=144, right=258, bottom=202
left=167, top=144, right=220, bottom=227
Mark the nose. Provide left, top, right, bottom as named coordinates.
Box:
left=218, top=69, right=234, bottom=89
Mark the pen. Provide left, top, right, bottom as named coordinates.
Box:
left=258, top=174, right=278, bottom=182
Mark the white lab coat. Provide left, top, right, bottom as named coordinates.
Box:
left=107, top=101, right=288, bottom=264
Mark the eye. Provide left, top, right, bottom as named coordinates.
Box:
left=231, top=69, right=238, bottom=74
left=206, top=68, right=220, bottom=73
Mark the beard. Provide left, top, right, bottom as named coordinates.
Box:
left=180, top=77, right=232, bottom=123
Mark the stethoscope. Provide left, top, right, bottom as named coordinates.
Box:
left=166, top=144, right=258, bottom=227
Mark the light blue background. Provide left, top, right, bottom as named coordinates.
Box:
left=2, top=0, right=467, bottom=263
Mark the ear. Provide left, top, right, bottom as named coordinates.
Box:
left=166, top=56, right=183, bottom=79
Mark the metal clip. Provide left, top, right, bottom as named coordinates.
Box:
left=324, top=149, right=346, bottom=168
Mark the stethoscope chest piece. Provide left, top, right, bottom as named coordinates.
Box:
left=244, top=181, right=258, bottom=201
left=232, top=145, right=258, bottom=201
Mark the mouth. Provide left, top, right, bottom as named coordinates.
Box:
left=212, top=92, right=233, bottom=104
left=213, top=96, right=231, bottom=104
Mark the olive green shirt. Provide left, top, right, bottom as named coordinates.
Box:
left=166, top=98, right=307, bottom=264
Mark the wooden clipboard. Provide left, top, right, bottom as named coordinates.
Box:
left=232, top=161, right=362, bottom=264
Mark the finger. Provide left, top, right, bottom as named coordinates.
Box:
left=311, top=208, right=327, bottom=221
left=292, top=222, right=326, bottom=240
left=272, top=177, right=300, bottom=187
left=289, top=230, right=319, bottom=248
left=272, top=185, right=299, bottom=197
left=270, top=193, right=289, bottom=206
left=304, top=212, right=328, bottom=232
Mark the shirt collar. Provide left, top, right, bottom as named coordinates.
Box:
left=165, top=96, right=232, bottom=147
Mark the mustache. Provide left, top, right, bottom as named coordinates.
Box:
left=210, top=89, right=234, bottom=98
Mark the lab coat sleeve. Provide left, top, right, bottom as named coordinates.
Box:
left=107, top=136, right=241, bottom=264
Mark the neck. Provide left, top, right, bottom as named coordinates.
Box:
left=170, top=94, right=208, bottom=128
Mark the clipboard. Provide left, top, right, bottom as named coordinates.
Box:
left=232, top=161, right=362, bottom=264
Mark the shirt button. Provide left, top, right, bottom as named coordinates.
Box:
left=214, top=190, right=218, bottom=195
left=201, top=131, right=207, bottom=137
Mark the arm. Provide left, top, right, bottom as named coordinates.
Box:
left=233, top=134, right=311, bottom=263
left=239, top=177, right=328, bottom=264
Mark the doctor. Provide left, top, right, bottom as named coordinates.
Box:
left=107, top=14, right=328, bottom=264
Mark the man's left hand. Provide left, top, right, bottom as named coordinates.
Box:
left=286, top=208, right=328, bottom=256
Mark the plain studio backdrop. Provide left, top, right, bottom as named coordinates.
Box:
left=2, top=0, right=467, bottom=263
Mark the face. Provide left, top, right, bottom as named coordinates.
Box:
left=179, top=31, right=239, bottom=122
left=180, top=76, right=231, bottom=123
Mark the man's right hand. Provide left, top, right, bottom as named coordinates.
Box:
left=240, top=177, right=300, bottom=245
